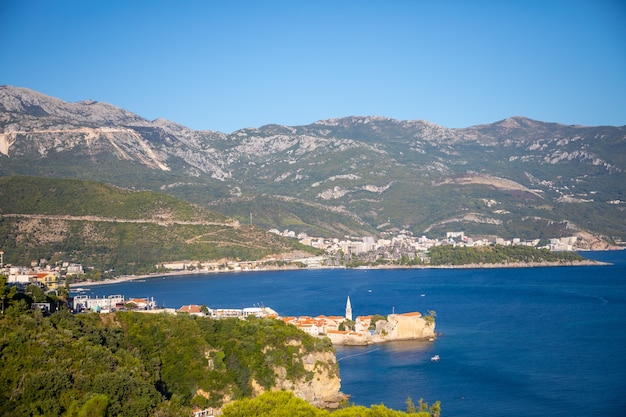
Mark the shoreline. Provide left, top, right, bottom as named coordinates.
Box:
left=72, top=258, right=610, bottom=287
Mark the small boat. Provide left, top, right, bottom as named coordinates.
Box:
left=431, top=355, right=440, bottom=362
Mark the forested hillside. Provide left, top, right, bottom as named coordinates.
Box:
left=0, top=306, right=332, bottom=415
left=0, top=176, right=317, bottom=273
left=0, top=292, right=440, bottom=417
left=428, top=245, right=586, bottom=266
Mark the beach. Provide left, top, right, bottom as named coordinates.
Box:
left=72, top=257, right=609, bottom=287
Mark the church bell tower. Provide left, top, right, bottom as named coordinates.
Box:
left=345, top=296, right=353, bottom=321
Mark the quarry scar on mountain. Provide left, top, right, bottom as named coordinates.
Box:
left=433, top=174, right=543, bottom=197
left=1, top=85, right=625, bottom=245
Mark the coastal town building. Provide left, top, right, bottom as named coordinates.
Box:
left=71, top=294, right=158, bottom=312
left=126, top=297, right=154, bottom=309
left=4, top=266, right=59, bottom=289
left=2, top=227, right=582, bottom=283
left=178, top=304, right=204, bottom=315
left=73, top=294, right=125, bottom=312
left=177, top=304, right=277, bottom=319
left=277, top=297, right=434, bottom=345
left=270, top=229, right=579, bottom=267
left=281, top=310, right=432, bottom=345
left=36, top=272, right=58, bottom=289
left=2, top=259, right=86, bottom=291
left=4, top=266, right=60, bottom=290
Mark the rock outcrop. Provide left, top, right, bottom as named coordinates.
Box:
left=376, top=312, right=436, bottom=341
left=251, top=343, right=347, bottom=409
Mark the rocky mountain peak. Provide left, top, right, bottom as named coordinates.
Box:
left=0, top=85, right=150, bottom=127
left=1, top=86, right=625, bottom=243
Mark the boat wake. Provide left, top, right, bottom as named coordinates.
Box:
left=337, top=348, right=380, bottom=362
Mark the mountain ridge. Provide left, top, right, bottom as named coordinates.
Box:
left=7, top=86, right=621, bottom=135
left=1, top=85, right=625, bottom=246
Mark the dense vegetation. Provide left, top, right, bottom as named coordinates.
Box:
left=0, top=175, right=229, bottom=222
left=0, top=277, right=440, bottom=416
left=0, top=176, right=318, bottom=273
left=0, top=305, right=332, bottom=415
left=208, top=194, right=375, bottom=238
left=221, top=391, right=440, bottom=417
left=428, top=244, right=586, bottom=266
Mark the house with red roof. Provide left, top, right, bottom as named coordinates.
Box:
left=178, top=304, right=206, bottom=316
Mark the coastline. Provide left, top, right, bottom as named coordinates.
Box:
left=73, top=258, right=609, bottom=287
left=72, top=267, right=294, bottom=287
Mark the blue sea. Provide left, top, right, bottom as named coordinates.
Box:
left=83, top=251, right=626, bottom=417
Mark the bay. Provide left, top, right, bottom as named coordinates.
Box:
left=83, top=251, right=626, bottom=416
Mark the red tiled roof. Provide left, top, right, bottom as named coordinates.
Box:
left=179, top=304, right=202, bottom=313
left=399, top=311, right=422, bottom=317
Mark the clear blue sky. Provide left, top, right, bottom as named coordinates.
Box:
left=1, top=0, right=625, bottom=132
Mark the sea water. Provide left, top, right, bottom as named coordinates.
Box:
left=84, top=251, right=626, bottom=416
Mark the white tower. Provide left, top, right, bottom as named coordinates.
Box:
left=345, top=296, right=352, bottom=321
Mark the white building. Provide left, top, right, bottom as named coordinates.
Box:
left=298, top=323, right=320, bottom=336
left=66, top=264, right=84, bottom=275
left=73, top=294, right=124, bottom=312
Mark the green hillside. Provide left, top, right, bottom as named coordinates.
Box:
left=0, top=176, right=317, bottom=273
left=0, top=303, right=439, bottom=416
left=0, top=175, right=230, bottom=221
left=0, top=307, right=325, bottom=415
left=208, top=194, right=376, bottom=237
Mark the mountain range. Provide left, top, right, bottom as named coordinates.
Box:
left=1, top=85, right=625, bottom=248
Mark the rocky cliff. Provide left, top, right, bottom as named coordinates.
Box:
left=376, top=312, right=436, bottom=341
left=250, top=343, right=347, bottom=409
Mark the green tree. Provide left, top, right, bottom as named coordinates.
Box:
left=57, top=283, right=70, bottom=310
left=423, top=310, right=436, bottom=327
left=77, top=394, right=110, bottom=417
left=430, top=400, right=441, bottom=417
left=221, top=391, right=326, bottom=417
left=406, top=397, right=416, bottom=413
left=338, top=319, right=355, bottom=331
left=369, top=314, right=387, bottom=330
left=0, top=274, right=8, bottom=315
left=26, top=284, right=47, bottom=303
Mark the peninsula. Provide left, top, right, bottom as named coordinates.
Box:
left=281, top=297, right=436, bottom=346
left=71, top=293, right=436, bottom=347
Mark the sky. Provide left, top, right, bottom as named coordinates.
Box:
left=1, top=0, right=625, bottom=133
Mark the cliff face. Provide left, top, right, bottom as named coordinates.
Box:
left=376, top=313, right=436, bottom=341
left=251, top=343, right=347, bottom=409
